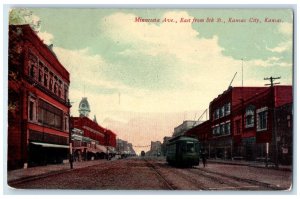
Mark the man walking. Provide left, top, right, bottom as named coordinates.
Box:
left=201, top=150, right=207, bottom=168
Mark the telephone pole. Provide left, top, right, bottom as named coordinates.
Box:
left=264, top=76, right=280, bottom=169
left=264, top=76, right=281, bottom=87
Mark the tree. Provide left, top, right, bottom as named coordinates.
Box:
left=9, top=8, right=41, bottom=32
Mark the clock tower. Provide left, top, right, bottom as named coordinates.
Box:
left=78, top=97, right=91, bottom=117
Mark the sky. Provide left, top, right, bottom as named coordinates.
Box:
left=9, top=8, right=293, bottom=153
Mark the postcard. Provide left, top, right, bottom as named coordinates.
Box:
left=7, top=7, right=293, bottom=191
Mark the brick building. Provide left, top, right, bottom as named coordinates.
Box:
left=186, top=85, right=292, bottom=164
left=70, top=116, right=117, bottom=160
left=8, top=25, right=71, bottom=170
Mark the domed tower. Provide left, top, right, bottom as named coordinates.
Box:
left=78, top=97, right=91, bottom=117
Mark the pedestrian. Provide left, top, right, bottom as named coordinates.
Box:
left=201, top=150, right=207, bottom=168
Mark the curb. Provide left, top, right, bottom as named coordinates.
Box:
left=7, top=162, right=104, bottom=186
left=8, top=168, right=71, bottom=187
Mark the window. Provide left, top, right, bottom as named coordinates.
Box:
left=220, top=106, right=225, bottom=118
left=29, top=101, right=34, bottom=120
left=214, top=109, right=219, bottom=119
left=38, top=69, right=43, bottom=82
left=220, top=123, right=225, bottom=134
left=212, top=125, right=220, bottom=136
left=245, top=105, right=255, bottom=128
left=64, top=85, right=69, bottom=102
left=29, top=52, right=37, bottom=79
left=225, top=103, right=231, bottom=115
left=257, top=107, right=268, bottom=131
left=186, top=142, right=195, bottom=153
left=225, top=121, right=231, bottom=135
left=58, top=80, right=62, bottom=98
left=38, top=99, right=63, bottom=130
left=44, top=68, right=48, bottom=87
left=49, top=74, right=53, bottom=92
left=29, top=64, right=35, bottom=78
left=64, top=116, right=69, bottom=132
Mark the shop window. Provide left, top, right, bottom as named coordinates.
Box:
left=245, top=105, right=255, bottom=128
left=257, top=107, right=268, bottom=131
left=38, top=99, right=63, bottom=130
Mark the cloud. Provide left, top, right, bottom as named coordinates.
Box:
left=37, top=31, right=54, bottom=45
left=55, top=11, right=293, bottom=118
left=101, top=12, right=242, bottom=94
left=267, top=22, right=293, bottom=53
left=278, top=22, right=293, bottom=37
left=266, top=41, right=292, bottom=53
left=246, top=56, right=291, bottom=68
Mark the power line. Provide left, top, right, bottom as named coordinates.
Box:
left=264, top=76, right=281, bottom=87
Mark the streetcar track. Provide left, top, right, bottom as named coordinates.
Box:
left=193, top=167, right=283, bottom=190
left=144, top=159, right=176, bottom=190
left=147, top=160, right=210, bottom=190
left=187, top=168, right=248, bottom=190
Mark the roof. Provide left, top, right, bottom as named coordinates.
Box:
left=9, top=24, right=70, bottom=83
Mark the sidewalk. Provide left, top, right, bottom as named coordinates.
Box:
left=207, top=158, right=292, bottom=171
left=7, top=159, right=107, bottom=185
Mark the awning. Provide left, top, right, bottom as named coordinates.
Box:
left=31, top=142, right=69, bottom=149
left=107, top=146, right=116, bottom=154
left=96, top=144, right=107, bottom=153
left=73, top=146, right=87, bottom=150
left=86, top=148, right=98, bottom=154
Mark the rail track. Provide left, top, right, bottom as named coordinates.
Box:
left=192, top=167, right=283, bottom=190
left=144, top=159, right=284, bottom=190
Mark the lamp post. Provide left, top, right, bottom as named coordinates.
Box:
left=67, top=99, right=73, bottom=169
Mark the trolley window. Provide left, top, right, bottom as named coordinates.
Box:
left=186, top=141, right=195, bottom=153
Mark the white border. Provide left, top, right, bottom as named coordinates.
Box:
left=1, top=1, right=299, bottom=198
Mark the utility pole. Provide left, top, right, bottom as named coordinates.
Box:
left=67, top=99, right=73, bottom=169
left=264, top=76, right=280, bottom=169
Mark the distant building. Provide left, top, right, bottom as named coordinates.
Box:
left=146, top=141, right=162, bottom=156
left=161, top=136, right=172, bottom=156
left=116, top=139, right=136, bottom=156
left=173, top=120, right=202, bottom=137
left=8, top=25, right=71, bottom=170
left=70, top=97, right=117, bottom=160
